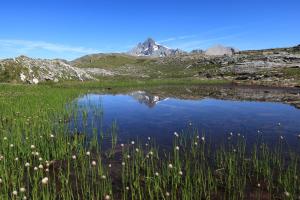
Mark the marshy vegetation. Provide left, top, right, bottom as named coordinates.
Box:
left=0, top=84, right=300, bottom=199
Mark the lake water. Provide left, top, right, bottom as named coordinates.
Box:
left=69, top=86, right=300, bottom=148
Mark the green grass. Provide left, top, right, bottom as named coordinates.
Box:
left=0, top=83, right=299, bottom=199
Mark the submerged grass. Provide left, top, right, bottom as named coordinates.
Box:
left=0, top=83, right=299, bottom=199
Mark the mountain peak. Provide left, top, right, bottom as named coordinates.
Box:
left=128, top=38, right=184, bottom=57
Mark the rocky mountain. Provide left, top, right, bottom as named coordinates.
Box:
left=0, top=56, right=94, bottom=84
left=127, top=38, right=185, bottom=57
left=205, top=45, right=238, bottom=56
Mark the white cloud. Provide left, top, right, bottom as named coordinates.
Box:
left=172, top=34, right=242, bottom=50
left=0, top=39, right=99, bottom=54
left=158, top=35, right=197, bottom=43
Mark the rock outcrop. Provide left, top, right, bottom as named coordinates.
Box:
left=205, top=45, right=237, bottom=56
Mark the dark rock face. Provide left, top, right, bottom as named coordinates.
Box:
left=127, top=38, right=185, bottom=57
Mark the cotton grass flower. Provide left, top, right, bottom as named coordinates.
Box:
left=165, top=192, right=170, bottom=197
left=30, top=145, right=35, bottom=149
left=122, top=162, right=125, bottom=166
left=34, top=167, right=38, bottom=171
left=91, top=160, right=97, bottom=166
left=174, top=132, right=179, bottom=137
left=168, top=164, right=173, bottom=169
left=0, top=178, right=2, bottom=183
left=147, top=137, right=151, bottom=140
left=201, top=136, right=205, bottom=142
left=25, top=162, right=30, bottom=167
left=12, top=190, right=18, bottom=196
left=105, top=194, right=111, bottom=200
left=280, top=136, right=284, bottom=140
left=179, top=170, right=183, bottom=176
left=135, top=148, right=139, bottom=152
left=155, top=172, right=159, bottom=176
left=175, top=146, right=179, bottom=151
left=131, top=141, right=135, bottom=145
left=3, top=137, right=7, bottom=141
left=108, top=164, right=112, bottom=168
left=15, top=157, right=19, bottom=161
left=101, top=175, right=106, bottom=179
left=120, top=143, right=124, bottom=147
left=86, top=151, right=90, bottom=156
left=42, top=177, right=49, bottom=185
left=50, top=134, right=54, bottom=138
left=10, top=144, right=14, bottom=148
left=284, top=191, right=290, bottom=197
left=20, top=187, right=26, bottom=193
left=72, top=155, right=76, bottom=160
left=126, top=186, right=129, bottom=190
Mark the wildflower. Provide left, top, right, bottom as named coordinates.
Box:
left=34, top=167, right=38, bottom=171
left=155, top=172, right=159, bottom=176
left=145, top=143, right=149, bottom=146
left=72, top=155, right=76, bottom=160
left=146, top=155, right=149, bottom=158
left=0, top=178, right=2, bottom=183
left=39, top=157, right=43, bottom=161
left=3, top=137, right=7, bottom=140
left=135, top=148, right=139, bottom=152
left=229, top=132, right=233, bottom=136
left=120, top=143, right=124, bottom=147
left=10, top=144, right=14, bottom=148
left=122, top=162, right=125, bottom=166
left=131, top=141, right=135, bottom=145
left=168, top=164, right=173, bottom=169
left=194, top=142, right=198, bottom=146
left=166, top=192, right=170, bottom=197
left=257, top=183, right=261, bottom=188
left=233, top=149, right=236, bottom=153
left=0, top=155, right=3, bottom=160
left=25, top=162, right=30, bottom=167
left=126, top=186, right=129, bottom=190
left=147, top=137, right=151, bottom=140
left=280, top=136, right=284, bottom=140
left=149, top=151, right=153, bottom=155
left=201, top=136, right=205, bottom=142
left=105, top=195, right=111, bottom=200
left=45, top=168, right=49, bottom=172
left=189, top=122, right=192, bottom=126
left=41, top=177, right=48, bottom=185
left=127, top=155, right=130, bottom=159
left=174, top=132, right=179, bottom=137
left=108, top=164, right=112, bottom=168
left=20, top=188, right=26, bottom=193
left=15, top=157, right=19, bottom=161
left=50, top=134, right=54, bottom=138
left=101, top=175, right=106, bottom=179
left=35, top=152, right=40, bottom=156
left=30, top=145, right=35, bottom=149
left=278, top=122, right=281, bottom=126
left=284, top=191, right=290, bottom=197
left=179, top=171, right=183, bottom=176
left=92, top=161, right=97, bottom=166
left=86, top=151, right=91, bottom=156
left=12, top=190, right=18, bottom=196
left=196, top=135, right=199, bottom=139
left=23, top=196, right=27, bottom=200
left=38, top=164, right=43, bottom=169
left=298, top=134, right=300, bottom=139
left=175, top=146, right=179, bottom=151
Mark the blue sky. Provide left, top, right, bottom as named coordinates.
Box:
left=0, top=0, right=299, bottom=60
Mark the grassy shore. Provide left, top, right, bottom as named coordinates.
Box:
left=0, top=82, right=299, bottom=199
